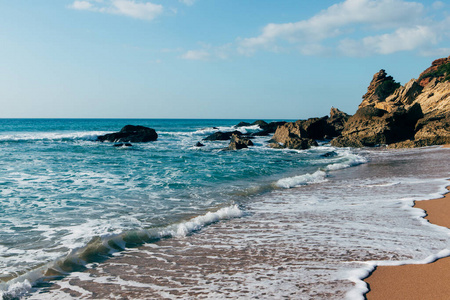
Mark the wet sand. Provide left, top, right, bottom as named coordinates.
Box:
left=365, top=185, right=450, bottom=300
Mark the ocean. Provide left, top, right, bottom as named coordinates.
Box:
left=0, top=119, right=449, bottom=299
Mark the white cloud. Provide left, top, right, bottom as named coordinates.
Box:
left=339, top=26, right=438, bottom=56
left=179, top=0, right=196, bottom=6
left=239, top=0, right=424, bottom=52
left=231, top=0, right=450, bottom=58
left=180, top=50, right=210, bottom=60
left=432, top=1, right=445, bottom=10
left=70, top=1, right=93, bottom=10
left=68, top=0, right=163, bottom=21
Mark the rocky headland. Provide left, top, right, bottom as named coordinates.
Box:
left=266, top=55, right=450, bottom=149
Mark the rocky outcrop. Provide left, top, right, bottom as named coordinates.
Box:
left=203, top=131, right=243, bottom=141
left=359, top=69, right=401, bottom=108
left=331, top=104, right=423, bottom=147
left=326, top=107, right=350, bottom=138
left=332, top=55, right=450, bottom=148
left=224, top=134, right=254, bottom=150
left=97, top=125, right=158, bottom=143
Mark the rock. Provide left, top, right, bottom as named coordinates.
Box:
left=359, top=69, right=401, bottom=108
left=195, top=142, right=205, bottom=147
left=330, top=103, right=423, bottom=147
left=271, top=117, right=330, bottom=142
left=301, top=116, right=329, bottom=140
left=252, top=120, right=268, bottom=128
left=321, top=151, right=337, bottom=158
left=269, top=135, right=317, bottom=150
left=203, top=131, right=243, bottom=141
left=97, top=125, right=158, bottom=143
left=385, top=79, right=423, bottom=106
left=252, top=121, right=286, bottom=136
left=269, top=120, right=318, bottom=150
left=284, top=136, right=318, bottom=149
left=413, top=113, right=450, bottom=146
left=236, top=121, right=251, bottom=127
left=223, top=134, right=254, bottom=150
left=326, top=107, right=351, bottom=137
left=271, top=121, right=308, bottom=144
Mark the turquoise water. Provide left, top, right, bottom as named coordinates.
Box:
left=0, top=119, right=357, bottom=294
left=1, top=119, right=449, bottom=299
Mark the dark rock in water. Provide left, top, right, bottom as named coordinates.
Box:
left=113, top=143, right=132, bottom=147
left=236, top=121, right=251, bottom=127
left=321, top=151, right=337, bottom=158
left=223, top=134, right=254, bottom=150
left=98, top=125, right=158, bottom=143
left=252, top=121, right=287, bottom=136
left=301, top=116, right=330, bottom=140
left=269, top=134, right=317, bottom=150
left=252, top=120, right=268, bottom=128
left=195, top=142, right=205, bottom=147
left=203, top=131, right=243, bottom=141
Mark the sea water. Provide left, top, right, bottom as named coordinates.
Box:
left=0, top=119, right=449, bottom=299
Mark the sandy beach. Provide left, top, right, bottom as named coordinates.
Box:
left=365, top=181, right=450, bottom=299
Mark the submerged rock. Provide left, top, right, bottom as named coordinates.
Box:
left=195, top=142, right=205, bottom=147
left=203, top=131, right=243, bottom=141
left=98, top=125, right=158, bottom=143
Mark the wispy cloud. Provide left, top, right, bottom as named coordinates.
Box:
left=180, top=50, right=210, bottom=60
left=179, top=0, right=197, bottom=6
left=183, top=0, right=449, bottom=60
left=69, top=0, right=163, bottom=21
left=238, top=0, right=426, bottom=55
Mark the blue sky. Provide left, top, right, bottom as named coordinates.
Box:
left=1, top=0, right=449, bottom=119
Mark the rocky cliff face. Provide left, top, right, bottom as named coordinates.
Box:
left=332, top=55, right=450, bottom=147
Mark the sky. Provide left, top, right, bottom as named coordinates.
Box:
left=0, top=0, right=449, bottom=119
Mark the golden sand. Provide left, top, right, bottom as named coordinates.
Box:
left=365, top=186, right=450, bottom=300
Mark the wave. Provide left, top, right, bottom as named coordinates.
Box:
left=275, top=149, right=368, bottom=189
left=276, top=170, right=328, bottom=188
left=0, top=131, right=109, bottom=143
left=0, top=205, right=244, bottom=300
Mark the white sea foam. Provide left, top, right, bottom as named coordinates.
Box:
left=160, top=205, right=244, bottom=238
left=276, top=170, right=327, bottom=189
left=0, top=131, right=108, bottom=142
left=325, top=151, right=368, bottom=171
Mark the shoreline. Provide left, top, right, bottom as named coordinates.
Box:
left=364, top=177, right=450, bottom=299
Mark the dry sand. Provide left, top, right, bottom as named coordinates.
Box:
left=365, top=184, right=450, bottom=300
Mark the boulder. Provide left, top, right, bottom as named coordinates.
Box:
left=195, top=142, right=205, bottom=147
left=97, top=125, right=158, bottom=143
left=269, top=135, right=318, bottom=150
left=252, top=120, right=269, bottom=128
left=223, top=134, right=254, bottom=150
left=235, top=121, right=251, bottom=127
left=203, top=131, right=243, bottom=141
